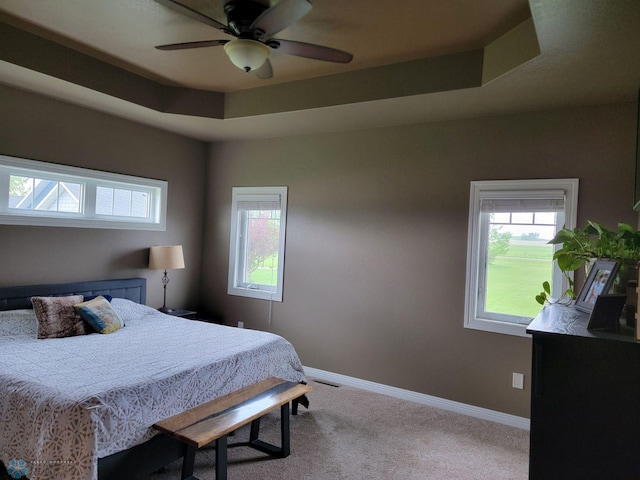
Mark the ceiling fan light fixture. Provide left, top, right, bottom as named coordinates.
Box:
left=223, top=39, right=270, bottom=72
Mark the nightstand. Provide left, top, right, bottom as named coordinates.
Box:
left=164, top=309, right=197, bottom=318
left=177, top=310, right=224, bottom=324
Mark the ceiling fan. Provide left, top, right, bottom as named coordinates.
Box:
left=154, top=0, right=353, bottom=79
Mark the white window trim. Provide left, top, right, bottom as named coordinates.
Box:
left=0, top=155, right=167, bottom=230
left=228, top=186, right=288, bottom=302
left=464, top=178, right=579, bottom=337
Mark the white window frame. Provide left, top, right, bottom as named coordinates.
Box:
left=464, top=178, right=579, bottom=337
left=228, top=186, right=288, bottom=302
left=0, top=155, right=167, bottom=230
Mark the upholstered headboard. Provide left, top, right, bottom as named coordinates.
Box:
left=0, top=278, right=147, bottom=311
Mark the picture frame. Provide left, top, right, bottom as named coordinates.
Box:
left=633, top=88, right=640, bottom=211
left=575, top=260, right=620, bottom=313
left=587, top=294, right=627, bottom=332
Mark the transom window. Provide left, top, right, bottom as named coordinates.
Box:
left=0, top=155, right=167, bottom=230
left=10, top=176, right=82, bottom=213
left=96, top=186, right=150, bottom=218
left=465, top=179, right=579, bottom=337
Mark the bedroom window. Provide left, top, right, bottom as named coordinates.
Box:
left=0, top=155, right=167, bottom=230
left=228, top=186, right=288, bottom=302
left=464, top=179, right=579, bottom=337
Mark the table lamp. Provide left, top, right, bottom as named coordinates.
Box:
left=149, top=245, right=185, bottom=313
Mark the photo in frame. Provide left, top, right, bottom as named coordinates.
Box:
left=575, top=260, right=620, bottom=313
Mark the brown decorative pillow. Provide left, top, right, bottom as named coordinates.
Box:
left=31, top=295, right=89, bottom=339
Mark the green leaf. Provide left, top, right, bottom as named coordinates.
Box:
left=548, top=230, right=574, bottom=244
left=585, top=221, right=602, bottom=235
left=555, top=253, right=584, bottom=271
left=535, top=294, right=546, bottom=305
left=618, top=223, right=634, bottom=234
left=542, top=281, right=551, bottom=294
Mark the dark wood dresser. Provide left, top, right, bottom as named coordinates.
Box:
left=527, top=304, right=640, bottom=480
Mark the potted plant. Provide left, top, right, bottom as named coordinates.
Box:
left=536, top=221, right=640, bottom=311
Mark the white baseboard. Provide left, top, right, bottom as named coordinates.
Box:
left=303, top=366, right=530, bottom=431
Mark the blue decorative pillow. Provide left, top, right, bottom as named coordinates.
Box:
left=84, top=294, right=113, bottom=302
left=74, top=296, right=124, bottom=334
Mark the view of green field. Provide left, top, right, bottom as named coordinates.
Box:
left=248, top=254, right=278, bottom=286
left=486, top=241, right=554, bottom=318
left=249, top=242, right=553, bottom=319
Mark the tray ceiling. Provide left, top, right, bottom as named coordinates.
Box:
left=0, top=0, right=638, bottom=140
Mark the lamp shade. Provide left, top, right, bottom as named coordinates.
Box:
left=223, top=39, right=270, bottom=72
left=149, top=245, right=185, bottom=270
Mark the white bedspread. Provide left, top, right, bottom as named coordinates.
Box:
left=0, top=299, right=306, bottom=480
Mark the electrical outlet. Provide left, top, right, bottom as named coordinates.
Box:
left=512, top=372, right=524, bottom=389
left=237, top=321, right=244, bottom=328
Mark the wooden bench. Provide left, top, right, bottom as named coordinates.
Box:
left=153, top=377, right=312, bottom=480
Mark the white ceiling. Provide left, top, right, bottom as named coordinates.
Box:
left=0, top=0, right=639, bottom=141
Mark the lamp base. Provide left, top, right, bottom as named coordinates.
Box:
left=158, top=306, right=175, bottom=314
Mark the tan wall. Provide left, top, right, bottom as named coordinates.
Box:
left=202, top=103, right=638, bottom=418
left=0, top=85, right=207, bottom=310
left=1, top=84, right=636, bottom=418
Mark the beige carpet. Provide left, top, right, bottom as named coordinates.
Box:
left=0, top=380, right=529, bottom=479
left=152, top=380, right=529, bottom=480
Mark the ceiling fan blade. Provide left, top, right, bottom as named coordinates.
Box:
left=154, top=0, right=230, bottom=33
left=251, top=0, right=312, bottom=39
left=155, top=39, right=228, bottom=51
left=254, top=58, right=274, bottom=79
left=270, top=39, right=353, bottom=63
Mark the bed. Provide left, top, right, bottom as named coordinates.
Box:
left=0, top=278, right=307, bottom=480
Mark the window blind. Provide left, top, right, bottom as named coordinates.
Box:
left=237, top=194, right=281, bottom=211
left=479, top=190, right=565, bottom=213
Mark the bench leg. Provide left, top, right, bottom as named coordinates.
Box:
left=249, top=417, right=261, bottom=443
left=216, top=435, right=228, bottom=480
left=247, top=403, right=291, bottom=458
left=281, top=402, right=290, bottom=457
left=181, top=444, right=199, bottom=480
left=292, top=392, right=310, bottom=415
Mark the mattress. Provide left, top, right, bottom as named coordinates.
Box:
left=0, top=299, right=306, bottom=480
